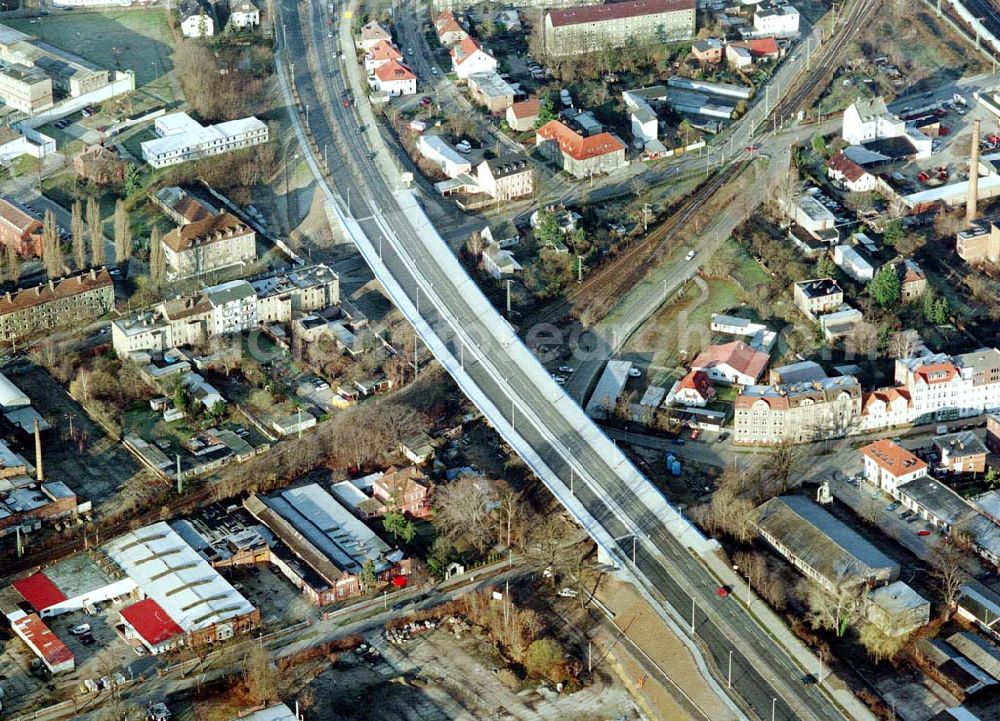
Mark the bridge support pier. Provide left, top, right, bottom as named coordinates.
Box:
left=597, top=544, right=619, bottom=568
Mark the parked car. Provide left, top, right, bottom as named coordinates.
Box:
left=685, top=250, right=696, bottom=261
left=917, top=529, right=932, bottom=536
left=71, top=624, right=91, bottom=636
left=627, top=367, right=642, bottom=378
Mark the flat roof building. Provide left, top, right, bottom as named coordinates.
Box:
left=141, top=112, right=268, bottom=169
left=542, top=0, right=695, bottom=57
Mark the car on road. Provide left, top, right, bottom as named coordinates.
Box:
left=671, top=437, right=685, bottom=446
left=690, top=429, right=700, bottom=440
left=391, top=601, right=409, bottom=611
left=431, top=67, right=438, bottom=75
left=343, top=98, right=350, bottom=108
left=917, top=529, right=932, bottom=536
left=558, top=366, right=574, bottom=373
left=627, top=367, right=642, bottom=378
left=685, top=250, right=696, bottom=261
left=407, top=48, right=413, bottom=55
left=715, top=586, right=730, bottom=597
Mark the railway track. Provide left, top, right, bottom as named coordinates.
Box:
left=767, top=0, right=881, bottom=126
left=519, top=162, right=747, bottom=328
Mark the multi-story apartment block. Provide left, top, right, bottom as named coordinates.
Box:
left=0, top=197, right=43, bottom=258
left=112, top=266, right=340, bottom=357
left=0, top=269, right=114, bottom=343
left=987, top=413, right=1000, bottom=455
left=140, top=112, right=269, bottom=169
left=475, top=154, right=533, bottom=201
left=733, top=375, right=862, bottom=445
left=541, top=0, right=695, bottom=58
left=894, top=349, right=1000, bottom=423
left=0, top=64, right=52, bottom=115
left=161, top=212, right=257, bottom=279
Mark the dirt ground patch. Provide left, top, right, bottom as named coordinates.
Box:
left=593, top=577, right=736, bottom=721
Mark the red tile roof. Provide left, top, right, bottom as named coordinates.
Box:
left=0, top=269, right=112, bottom=317
left=691, top=341, right=769, bottom=381
left=827, top=151, right=869, bottom=183
left=13, top=573, right=67, bottom=612
left=451, top=36, right=492, bottom=66
left=13, top=613, right=73, bottom=668
left=509, top=99, right=540, bottom=119
left=121, top=599, right=184, bottom=646
left=546, top=0, right=694, bottom=27
left=678, top=370, right=714, bottom=398
left=436, top=16, right=466, bottom=37
left=861, top=439, right=927, bottom=477
left=861, top=387, right=911, bottom=415
left=914, top=362, right=959, bottom=385
left=374, top=59, right=416, bottom=83
left=742, top=37, right=780, bottom=57
left=367, top=39, right=402, bottom=62
left=535, top=120, right=625, bottom=161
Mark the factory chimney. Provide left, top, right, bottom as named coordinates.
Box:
left=33, top=417, right=42, bottom=482
left=968, top=119, right=982, bottom=224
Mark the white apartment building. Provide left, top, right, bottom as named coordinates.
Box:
left=861, top=439, right=928, bottom=494
left=141, top=112, right=268, bottom=169
left=205, top=280, right=258, bottom=336
left=894, top=349, right=1000, bottom=423
left=753, top=5, right=800, bottom=37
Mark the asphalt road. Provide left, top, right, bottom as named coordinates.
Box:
left=277, top=1, right=862, bottom=719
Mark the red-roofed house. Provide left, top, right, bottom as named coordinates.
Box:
left=120, top=598, right=185, bottom=655
left=736, top=37, right=781, bottom=61
left=861, top=439, right=928, bottom=493
left=506, top=99, right=540, bottom=132
left=827, top=151, right=876, bottom=193
left=370, top=59, right=417, bottom=96
left=535, top=120, right=626, bottom=178
left=673, top=370, right=716, bottom=407
left=434, top=10, right=468, bottom=46
left=359, top=20, right=392, bottom=52
left=451, top=37, right=497, bottom=79
left=364, top=39, right=403, bottom=73
left=12, top=613, right=74, bottom=673
left=690, top=340, right=769, bottom=386
left=12, top=573, right=67, bottom=615
left=860, top=387, right=912, bottom=431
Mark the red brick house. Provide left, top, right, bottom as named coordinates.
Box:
left=373, top=465, right=432, bottom=518
left=0, top=198, right=43, bottom=258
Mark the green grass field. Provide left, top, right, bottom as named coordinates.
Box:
left=8, top=10, right=175, bottom=90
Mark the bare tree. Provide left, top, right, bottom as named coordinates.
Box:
left=930, top=542, right=969, bottom=614
left=241, top=640, right=277, bottom=706
left=42, top=209, right=63, bottom=278
left=87, top=197, right=105, bottom=266
left=495, top=480, right=524, bottom=548
left=5, top=241, right=20, bottom=283
left=433, top=474, right=496, bottom=551
left=889, top=329, right=920, bottom=360
left=148, top=226, right=165, bottom=282
left=71, top=200, right=87, bottom=270
left=113, top=198, right=131, bottom=263
left=845, top=321, right=878, bottom=360
left=803, top=581, right=866, bottom=637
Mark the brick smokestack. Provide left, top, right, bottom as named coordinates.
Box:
left=33, top=417, right=42, bottom=482
left=968, top=119, right=981, bottom=224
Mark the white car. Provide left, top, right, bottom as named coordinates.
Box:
left=71, top=624, right=91, bottom=636
left=558, top=365, right=574, bottom=373
left=431, top=67, right=438, bottom=75
left=627, top=367, right=642, bottom=378
left=685, top=250, right=696, bottom=261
